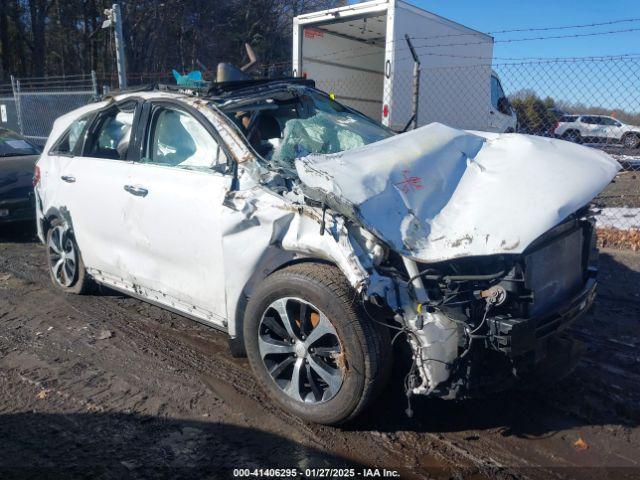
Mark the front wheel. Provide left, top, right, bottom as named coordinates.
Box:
left=244, top=263, right=391, bottom=425
left=622, top=133, right=640, bottom=149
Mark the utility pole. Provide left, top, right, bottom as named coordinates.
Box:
left=102, top=3, right=127, bottom=89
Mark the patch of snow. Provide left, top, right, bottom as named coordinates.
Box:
left=596, top=207, right=640, bottom=229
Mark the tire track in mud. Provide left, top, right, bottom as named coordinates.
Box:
left=0, top=242, right=512, bottom=478
left=0, top=245, right=446, bottom=477
left=2, top=240, right=640, bottom=479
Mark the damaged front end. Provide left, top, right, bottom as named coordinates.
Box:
left=284, top=120, right=619, bottom=402
left=212, top=86, right=619, bottom=405
left=394, top=213, right=599, bottom=401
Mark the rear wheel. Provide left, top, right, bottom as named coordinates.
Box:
left=563, top=130, right=582, bottom=144
left=622, top=133, right=640, bottom=149
left=244, top=263, right=391, bottom=425
left=45, top=218, right=92, bottom=294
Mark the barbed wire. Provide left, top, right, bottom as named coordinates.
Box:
left=328, top=26, right=640, bottom=63
left=487, top=17, right=640, bottom=35
left=391, top=52, right=640, bottom=66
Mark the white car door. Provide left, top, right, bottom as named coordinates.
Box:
left=122, top=101, right=232, bottom=328
left=579, top=116, right=599, bottom=140
left=59, top=100, right=138, bottom=280
left=601, top=117, right=624, bottom=143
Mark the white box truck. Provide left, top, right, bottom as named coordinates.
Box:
left=292, top=0, right=517, bottom=132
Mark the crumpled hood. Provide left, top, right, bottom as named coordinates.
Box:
left=295, top=123, right=620, bottom=262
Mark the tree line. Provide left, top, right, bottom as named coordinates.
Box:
left=510, top=89, right=640, bottom=135
left=0, top=0, right=343, bottom=81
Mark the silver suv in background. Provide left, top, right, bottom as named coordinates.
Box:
left=554, top=114, right=640, bottom=148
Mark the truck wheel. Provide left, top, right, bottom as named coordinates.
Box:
left=243, top=263, right=391, bottom=425
left=622, top=133, right=640, bottom=149
left=563, top=130, right=582, bottom=144
left=45, top=218, right=92, bottom=294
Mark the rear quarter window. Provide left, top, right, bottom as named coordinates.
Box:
left=559, top=115, right=578, bottom=122
left=50, top=116, right=90, bottom=155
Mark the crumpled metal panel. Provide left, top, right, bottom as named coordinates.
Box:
left=295, top=123, right=620, bottom=262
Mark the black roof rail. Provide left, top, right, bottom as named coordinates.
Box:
left=208, top=77, right=315, bottom=96
left=95, top=77, right=316, bottom=101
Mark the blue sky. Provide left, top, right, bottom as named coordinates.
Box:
left=407, top=0, right=640, bottom=60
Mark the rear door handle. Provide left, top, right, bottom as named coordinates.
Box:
left=61, top=175, right=76, bottom=183
left=124, top=184, right=148, bottom=197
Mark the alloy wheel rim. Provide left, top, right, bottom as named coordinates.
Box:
left=48, top=225, right=77, bottom=287
left=258, top=297, right=344, bottom=404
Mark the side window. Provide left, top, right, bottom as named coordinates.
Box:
left=51, top=116, right=89, bottom=155
left=600, top=117, right=617, bottom=126
left=84, top=104, right=135, bottom=160
left=144, top=107, right=227, bottom=169
left=490, top=76, right=500, bottom=109
left=581, top=116, right=595, bottom=124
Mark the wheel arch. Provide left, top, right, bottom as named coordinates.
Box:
left=228, top=256, right=346, bottom=358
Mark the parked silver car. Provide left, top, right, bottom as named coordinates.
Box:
left=554, top=114, right=640, bottom=148
left=34, top=80, right=619, bottom=424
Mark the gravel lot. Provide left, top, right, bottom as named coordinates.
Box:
left=1, top=224, right=639, bottom=479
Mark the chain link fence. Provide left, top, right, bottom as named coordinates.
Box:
left=0, top=73, right=98, bottom=146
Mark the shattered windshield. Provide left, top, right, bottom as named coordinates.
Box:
left=221, top=88, right=393, bottom=170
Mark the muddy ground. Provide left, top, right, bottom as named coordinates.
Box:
left=1, top=224, right=639, bottom=480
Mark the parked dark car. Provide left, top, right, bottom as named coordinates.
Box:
left=0, top=129, right=41, bottom=224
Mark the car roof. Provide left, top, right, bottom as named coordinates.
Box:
left=98, top=78, right=316, bottom=104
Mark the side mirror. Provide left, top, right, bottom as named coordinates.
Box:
left=497, top=97, right=511, bottom=115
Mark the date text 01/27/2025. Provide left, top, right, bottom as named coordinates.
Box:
left=232, top=468, right=401, bottom=478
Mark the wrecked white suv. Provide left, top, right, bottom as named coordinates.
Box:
left=34, top=79, right=619, bottom=425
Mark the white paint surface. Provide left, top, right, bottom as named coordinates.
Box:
left=296, top=123, right=620, bottom=262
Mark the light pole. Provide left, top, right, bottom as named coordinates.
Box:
left=102, top=3, right=127, bottom=89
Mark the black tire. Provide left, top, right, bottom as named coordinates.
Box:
left=45, top=218, right=92, bottom=294
left=243, top=263, right=391, bottom=425
left=563, top=130, right=582, bottom=144
left=622, top=133, right=640, bottom=149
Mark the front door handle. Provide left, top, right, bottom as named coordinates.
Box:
left=124, top=184, right=148, bottom=197
left=61, top=175, right=76, bottom=183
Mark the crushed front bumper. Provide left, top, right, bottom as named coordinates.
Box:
left=488, top=275, right=596, bottom=360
